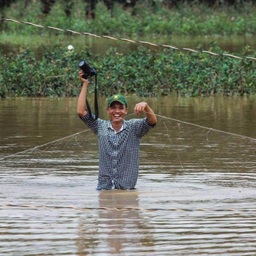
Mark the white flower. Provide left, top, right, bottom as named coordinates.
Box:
left=67, top=45, right=74, bottom=51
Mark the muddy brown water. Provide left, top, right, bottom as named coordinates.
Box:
left=0, top=96, right=255, bottom=255
left=1, top=34, right=256, bottom=56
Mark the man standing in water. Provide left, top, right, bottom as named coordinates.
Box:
left=77, top=70, right=157, bottom=190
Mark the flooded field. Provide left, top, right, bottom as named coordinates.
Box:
left=1, top=34, right=256, bottom=57
left=0, top=96, right=256, bottom=255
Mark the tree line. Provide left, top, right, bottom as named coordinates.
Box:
left=1, top=0, right=256, bottom=20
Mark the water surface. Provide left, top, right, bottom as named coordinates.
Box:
left=0, top=96, right=255, bottom=255
left=1, top=34, right=255, bottom=56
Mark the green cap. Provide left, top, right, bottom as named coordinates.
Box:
left=107, top=94, right=127, bottom=107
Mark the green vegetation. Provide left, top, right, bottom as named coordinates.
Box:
left=1, top=0, right=256, bottom=37
left=0, top=0, right=255, bottom=98
left=1, top=46, right=255, bottom=98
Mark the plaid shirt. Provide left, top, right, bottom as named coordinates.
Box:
left=80, top=113, right=155, bottom=190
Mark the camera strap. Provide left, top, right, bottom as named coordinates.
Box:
left=86, top=75, right=99, bottom=120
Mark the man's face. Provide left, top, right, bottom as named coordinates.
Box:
left=107, top=102, right=128, bottom=122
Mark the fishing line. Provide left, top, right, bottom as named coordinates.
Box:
left=1, top=113, right=255, bottom=172
left=138, top=113, right=256, bottom=172
left=155, top=114, right=256, bottom=141
left=0, top=129, right=91, bottom=162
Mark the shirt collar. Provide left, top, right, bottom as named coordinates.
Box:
left=108, top=119, right=127, bottom=133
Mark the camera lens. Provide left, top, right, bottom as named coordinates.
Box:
left=78, top=60, right=96, bottom=79
left=78, top=60, right=85, bottom=69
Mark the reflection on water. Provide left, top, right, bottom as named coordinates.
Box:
left=77, top=190, right=155, bottom=255
left=1, top=168, right=255, bottom=255
left=0, top=96, right=256, bottom=255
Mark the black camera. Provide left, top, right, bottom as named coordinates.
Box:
left=78, top=60, right=97, bottom=79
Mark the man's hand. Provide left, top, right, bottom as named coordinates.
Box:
left=78, top=70, right=89, bottom=85
left=134, top=102, right=157, bottom=125
left=134, top=102, right=148, bottom=115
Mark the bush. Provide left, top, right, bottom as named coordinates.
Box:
left=1, top=46, right=255, bottom=98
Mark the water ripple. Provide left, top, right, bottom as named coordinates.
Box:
left=1, top=169, right=256, bottom=255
